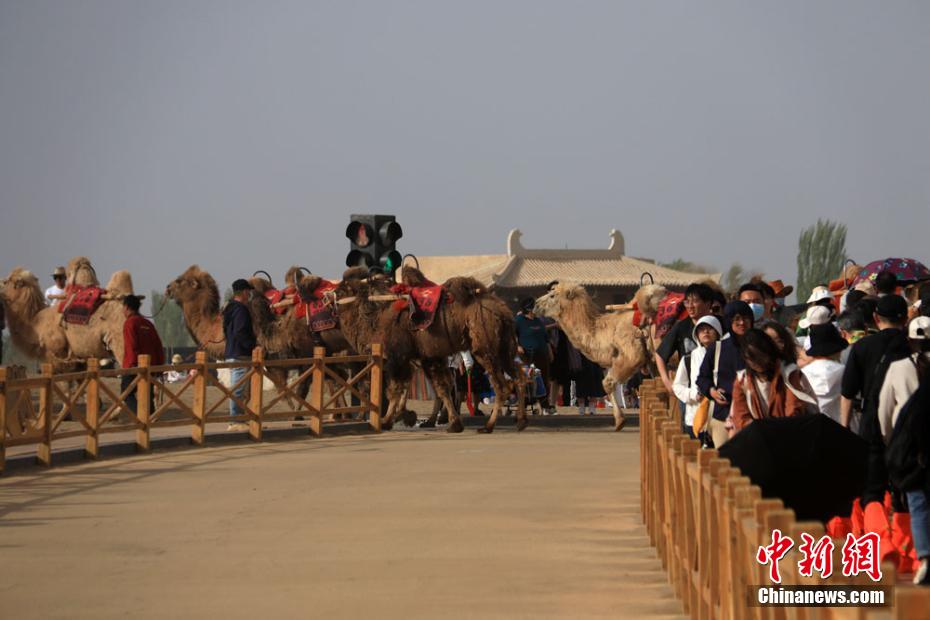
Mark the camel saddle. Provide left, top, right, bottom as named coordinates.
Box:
left=632, top=291, right=687, bottom=340
left=264, top=280, right=338, bottom=331
left=300, top=280, right=338, bottom=331
left=57, top=284, right=106, bottom=325
left=391, top=282, right=449, bottom=330
left=264, top=286, right=296, bottom=315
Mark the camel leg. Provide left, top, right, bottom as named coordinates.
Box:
left=472, top=355, right=523, bottom=433
left=604, top=357, right=638, bottom=432
left=380, top=379, right=407, bottom=430
left=422, top=361, right=462, bottom=433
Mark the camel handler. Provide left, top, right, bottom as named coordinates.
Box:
left=121, top=295, right=165, bottom=419
left=224, top=279, right=257, bottom=432
left=45, top=266, right=66, bottom=306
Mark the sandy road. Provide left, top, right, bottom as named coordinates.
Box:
left=0, top=428, right=683, bottom=619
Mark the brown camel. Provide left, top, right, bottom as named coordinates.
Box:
left=336, top=265, right=524, bottom=433
left=165, top=266, right=226, bottom=359
left=166, top=265, right=351, bottom=408
left=0, top=265, right=135, bottom=371
left=533, top=282, right=666, bottom=431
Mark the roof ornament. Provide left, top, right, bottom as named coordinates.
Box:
left=507, top=229, right=524, bottom=257
left=607, top=229, right=625, bottom=256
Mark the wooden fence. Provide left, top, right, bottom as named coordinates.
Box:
left=639, top=379, right=928, bottom=620
left=0, top=344, right=382, bottom=473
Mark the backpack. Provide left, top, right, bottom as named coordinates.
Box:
left=885, top=382, right=928, bottom=491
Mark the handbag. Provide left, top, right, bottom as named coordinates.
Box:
left=692, top=397, right=711, bottom=434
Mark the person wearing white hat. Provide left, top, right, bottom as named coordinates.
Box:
left=671, top=315, right=723, bottom=438
left=44, top=266, right=67, bottom=306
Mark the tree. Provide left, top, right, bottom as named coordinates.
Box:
left=796, top=219, right=847, bottom=303
left=724, top=263, right=748, bottom=293
left=660, top=258, right=716, bottom=274
left=150, top=291, right=195, bottom=349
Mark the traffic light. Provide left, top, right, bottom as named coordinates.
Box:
left=345, top=214, right=403, bottom=275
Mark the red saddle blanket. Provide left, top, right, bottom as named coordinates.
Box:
left=265, top=281, right=338, bottom=331
left=632, top=291, right=687, bottom=340
left=57, top=285, right=106, bottom=325
left=264, top=286, right=296, bottom=315
left=391, top=283, right=447, bottom=330
left=300, top=280, right=338, bottom=331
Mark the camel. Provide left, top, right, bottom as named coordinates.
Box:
left=0, top=264, right=135, bottom=372
left=165, top=266, right=225, bottom=359
left=335, top=265, right=524, bottom=433
left=166, top=265, right=352, bottom=409
left=533, top=282, right=666, bottom=431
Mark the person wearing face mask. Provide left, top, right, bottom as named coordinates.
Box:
left=696, top=301, right=755, bottom=448
left=729, top=328, right=818, bottom=433
left=766, top=280, right=795, bottom=325
left=738, top=283, right=766, bottom=323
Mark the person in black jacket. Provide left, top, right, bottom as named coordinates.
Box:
left=696, top=300, right=755, bottom=448
left=223, top=278, right=257, bottom=430
left=840, top=294, right=910, bottom=507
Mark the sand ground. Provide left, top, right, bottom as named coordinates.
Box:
left=0, top=428, right=683, bottom=619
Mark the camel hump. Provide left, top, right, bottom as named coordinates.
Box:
left=105, top=270, right=135, bottom=296
left=67, top=256, right=99, bottom=287
left=633, top=284, right=668, bottom=318
left=444, top=276, right=487, bottom=305
left=297, top=275, right=323, bottom=298
left=248, top=276, right=274, bottom=295
left=342, top=267, right=369, bottom=282
left=401, top=265, right=433, bottom=287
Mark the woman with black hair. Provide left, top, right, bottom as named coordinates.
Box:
left=729, top=328, right=818, bottom=434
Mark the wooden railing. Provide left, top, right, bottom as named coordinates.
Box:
left=0, top=344, right=382, bottom=472
left=639, top=378, right=928, bottom=619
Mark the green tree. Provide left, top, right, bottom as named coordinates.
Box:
left=150, top=291, right=195, bottom=349
left=796, top=219, right=847, bottom=303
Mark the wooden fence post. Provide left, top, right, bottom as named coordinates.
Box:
left=368, top=343, right=382, bottom=433
left=85, top=358, right=100, bottom=459
left=192, top=351, right=207, bottom=446
left=136, top=355, right=151, bottom=452
left=308, top=347, right=325, bottom=437
left=0, top=367, right=7, bottom=474
left=249, top=347, right=264, bottom=442
left=37, top=363, right=54, bottom=466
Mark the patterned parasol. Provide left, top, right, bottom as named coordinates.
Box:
left=851, top=257, right=930, bottom=286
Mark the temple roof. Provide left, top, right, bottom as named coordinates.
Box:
left=415, top=229, right=719, bottom=289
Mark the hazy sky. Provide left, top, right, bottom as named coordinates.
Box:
left=2, top=1, right=928, bottom=305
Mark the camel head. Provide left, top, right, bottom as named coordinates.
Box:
left=166, top=265, right=220, bottom=312
left=533, top=282, right=591, bottom=321
left=0, top=267, right=46, bottom=319
left=66, top=256, right=99, bottom=287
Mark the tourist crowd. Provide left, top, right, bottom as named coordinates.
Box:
left=655, top=274, right=930, bottom=585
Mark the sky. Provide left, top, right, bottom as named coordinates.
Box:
left=2, top=0, right=928, bottom=306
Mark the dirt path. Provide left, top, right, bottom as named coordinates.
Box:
left=0, top=429, right=683, bottom=619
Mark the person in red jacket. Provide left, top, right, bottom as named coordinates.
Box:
left=121, top=295, right=165, bottom=416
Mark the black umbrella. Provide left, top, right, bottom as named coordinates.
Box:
left=718, top=415, right=868, bottom=523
